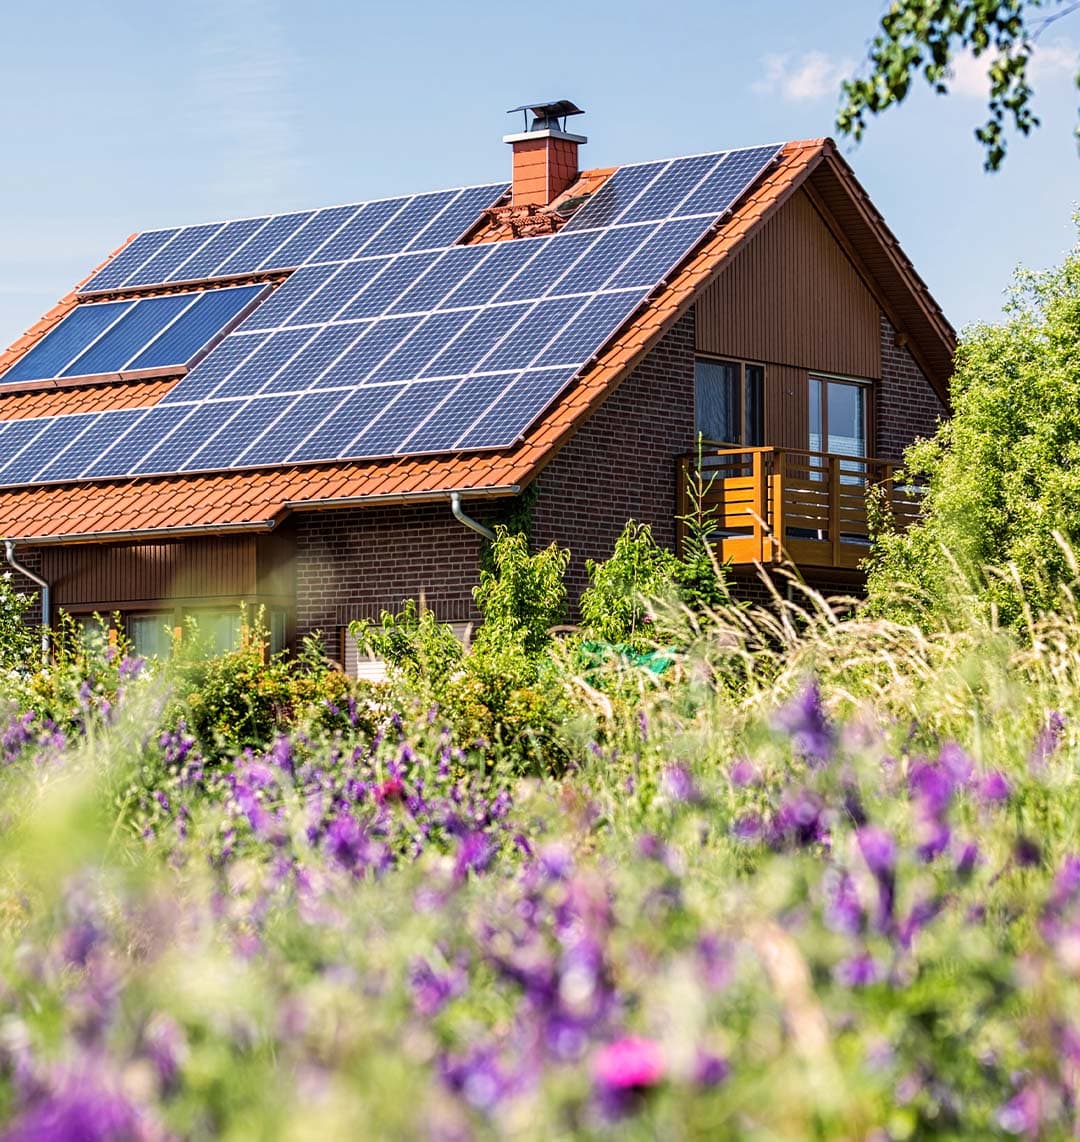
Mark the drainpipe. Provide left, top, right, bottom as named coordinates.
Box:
left=450, top=492, right=496, bottom=542
left=4, top=540, right=50, bottom=662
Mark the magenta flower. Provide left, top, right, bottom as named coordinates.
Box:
left=594, top=1036, right=665, bottom=1090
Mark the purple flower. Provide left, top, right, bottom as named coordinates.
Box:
left=997, top=1083, right=1043, bottom=1135
left=773, top=680, right=834, bottom=766
left=770, top=787, right=827, bottom=849
left=1048, top=855, right=1080, bottom=914
left=454, top=832, right=494, bottom=881
left=1029, top=711, right=1066, bottom=773
left=834, top=952, right=881, bottom=987
left=732, top=813, right=763, bottom=841
left=857, top=826, right=896, bottom=878
left=326, top=813, right=367, bottom=872
left=979, top=770, right=1011, bottom=805
left=956, top=840, right=980, bottom=878
left=694, top=1050, right=730, bottom=1087
left=143, top=1014, right=186, bottom=1091
left=909, top=762, right=953, bottom=816
left=409, top=958, right=463, bottom=1017
left=438, top=1047, right=507, bottom=1111
left=539, top=842, right=574, bottom=880
left=729, top=758, right=760, bottom=787
left=825, top=873, right=864, bottom=936
left=938, top=741, right=974, bottom=787
left=1014, top=836, right=1041, bottom=867
left=8, top=1072, right=151, bottom=1141
left=660, top=763, right=700, bottom=804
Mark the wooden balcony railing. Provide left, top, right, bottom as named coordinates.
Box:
left=675, top=446, right=925, bottom=571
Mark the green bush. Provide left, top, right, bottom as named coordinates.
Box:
left=868, top=221, right=1080, bottom=625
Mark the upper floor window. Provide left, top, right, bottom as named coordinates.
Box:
left=695, top=358, right=764, bottom=446
left=809, top=376, right=868, bottom=458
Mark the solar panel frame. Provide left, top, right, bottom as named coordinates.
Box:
left=78, top=229, right=181, bottom=294
left=34, top=406, right=148, bottom=484
left=122, top=223, right=225, bottom=288
left=0, top=300, right=135, bottom=385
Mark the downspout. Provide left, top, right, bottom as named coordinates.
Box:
left=450, top=492, right=496, bottom=542
left=4, top=540, right=50, bottom=662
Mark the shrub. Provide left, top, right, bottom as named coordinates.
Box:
left=868, top=220, right=1080, bottom=625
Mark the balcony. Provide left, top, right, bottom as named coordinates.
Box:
left=676, top=447, right=924, bottom=572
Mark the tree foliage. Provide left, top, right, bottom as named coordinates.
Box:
left=867, top=219, right=1080, bottom=622
left=838, top=0, right=1080, bottom=169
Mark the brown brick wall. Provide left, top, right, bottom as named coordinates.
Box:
left=294, top=501, right=500, bottom=642
left=530, top=309, right=698, bottom=602
left=877, top=314, right=947, bottom=462
left=7, top=547, right=45, bottom=628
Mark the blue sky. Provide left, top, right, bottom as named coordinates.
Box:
left=0, top=0, right=1076, bottom=347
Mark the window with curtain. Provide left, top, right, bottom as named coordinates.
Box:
left=694, top=359, right=764, bottom=446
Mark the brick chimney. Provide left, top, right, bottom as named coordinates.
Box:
left=503, top=100, right=587, bottom=207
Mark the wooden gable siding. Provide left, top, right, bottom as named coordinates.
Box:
left=695, top=188, right=880, bottom=450
left=41, top=533, right=295, bottom=613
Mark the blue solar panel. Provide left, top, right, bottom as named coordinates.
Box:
left=400, top=373, right=515, bottom=454
left=35, top=407, right=148, bottom=484
left=0, top=419, right=49, bottom=479
left=0, top=413, right=100, bottom=485
left=319, top=317, right=421, bottom=387
left=360, top=192, right=457, bottom=257
left=240, top=265, right=339, bottom=332
left=285, top=259, right=390, bottom=327
left=422, top=303, right=531, bottom=377
left=480, top=296, right=586, bottom=372
left=455, top=368, right=578, bottom=450
left=388, top=245, right=491, bottom=314
left=605, top=218, right=708, bottom=289
left=80, top=230, right=180, bottom=293
left=287, top=385, right=404, bottom=463
left=552, top=225, right=653, bottom=295
left=161, top=332, right=269, bottom=403
left=183, top=395, right=294, bottom=471
left=617, top=154, right=720, bottom=224
left=7, top=146, right=784, bottom=483
left=677, top=145, right=780, bottom=216
left=260, top=323, right=366, bottom=394
left=368, top=310, right=474, bottom=383
left=127, top=284, right=266, bottom=372
left=134, top=402, right=242, bottom=475
left=61, top=293, right=195, bottom=378
left=274, top=205, right=361, bottom=267
left=559, top=162, right=665, bottom=233
left=233, top=390, right=345, bottom=468
left=215, top=212, right=314, bottom=277
left=0, top=301, right=132, bottom=384
left=315, top=198, right=407, bottom=263
left=408, top=184, right=506, bottom=250
left=168, top=218, right=267, bottom=282
left=534, top=292, right=642, bottom=367
left=336, top=253, right=439, bottom=321
left=219, top=328, right=318, bottom=396
left=494, top=231, right=598, bottom=303
left=81, top=405, right=190, bottom=476
left=350, top=378, right=459, bottom=456
left=438, top=241, right=536, bottom=309
left=124, top=224, right=224, bottom=288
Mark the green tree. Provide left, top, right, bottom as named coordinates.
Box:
left=867, top=220, right=1080, bottom=623
left=838, top=0, right=1080, bottom=170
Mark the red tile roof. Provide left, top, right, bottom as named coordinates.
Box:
left=0, top=139, right=952, bottom=544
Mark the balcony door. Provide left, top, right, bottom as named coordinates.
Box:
left=809, top=376, right=868, bottom=459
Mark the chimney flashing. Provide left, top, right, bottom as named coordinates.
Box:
left=502, top=128, right=588, bottom=146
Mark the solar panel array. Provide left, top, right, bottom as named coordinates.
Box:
left=0, top=145, right=781, bottom=490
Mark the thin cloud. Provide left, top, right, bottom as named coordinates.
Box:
left=948, top=41, right=1078, bottom=98
left=752, top=51, right=855, bottom=103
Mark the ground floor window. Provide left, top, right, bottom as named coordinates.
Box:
left=183, top=609, right=244, bottom=655
left=126, top=612, right=174, bottom=660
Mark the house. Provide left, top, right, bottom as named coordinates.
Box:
left=0, top=102, right=954, bottom=664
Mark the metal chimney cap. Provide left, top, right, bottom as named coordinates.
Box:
left=506, top=100, right=585, bottom=133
